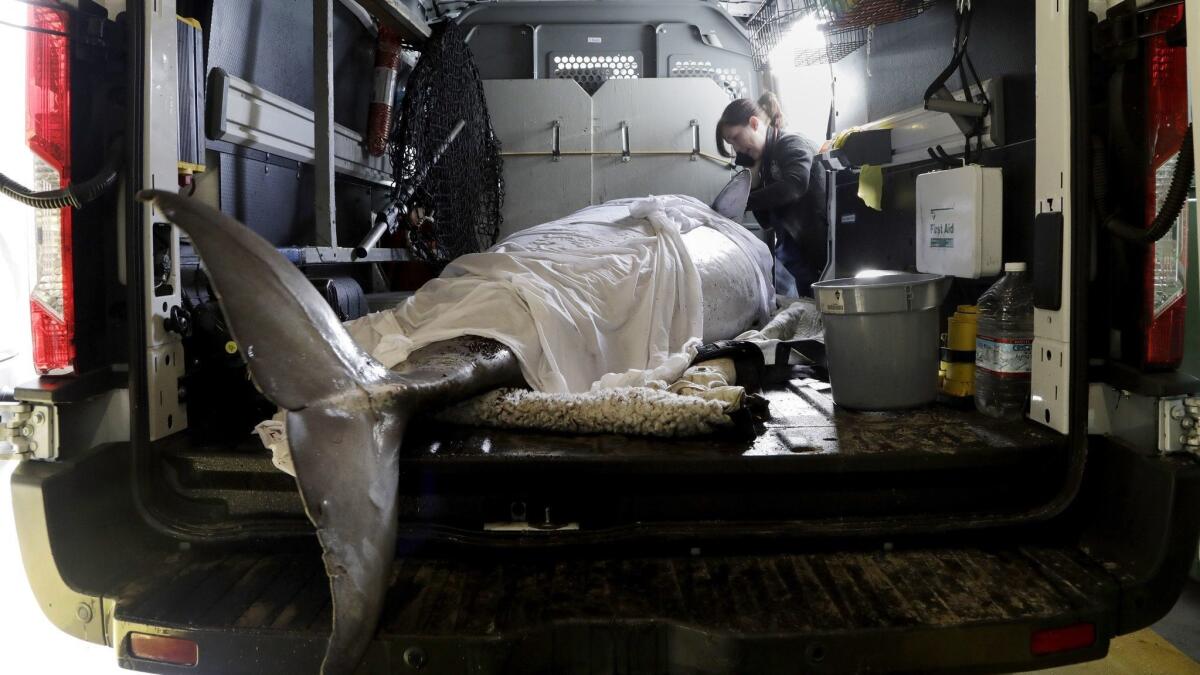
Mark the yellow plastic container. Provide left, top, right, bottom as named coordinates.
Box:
left=939, top=305, right=978, bottom=398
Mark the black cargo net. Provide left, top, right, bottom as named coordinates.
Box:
left=388, top=21, right=502, bottom=262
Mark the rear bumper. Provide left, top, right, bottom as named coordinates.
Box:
left=113, top=610, right=1114, bottom=675
left=109, top=541, right=1122, bottom=675
left=12, top=439, right=1200, bottom=675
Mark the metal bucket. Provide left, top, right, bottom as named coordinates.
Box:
left=812, top=273, right=951, bottom=410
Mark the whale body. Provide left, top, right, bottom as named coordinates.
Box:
left=139, top=183, right=769, bottom=675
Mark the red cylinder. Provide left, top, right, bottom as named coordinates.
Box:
left=367, top=26, right=404, bottom=157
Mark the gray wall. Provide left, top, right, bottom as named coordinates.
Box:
left=830, top=0, right=1036, bottom=310
left=458, top=0, right=760, bottom=98
left=835, top=0, right=1035, bottom=141
left=461, top=1, right=756, bottom=232
left=202, top=0, right=385, bottom=246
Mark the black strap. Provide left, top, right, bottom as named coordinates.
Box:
left=940, top=347, right=976, bottom=364
left=922, top=5, right=971, bottom=105
left=922, top=4, right=990, bottom=164
left=692, top=340, right=767, bottom=393
left=775, top=338, right=826, bottom=369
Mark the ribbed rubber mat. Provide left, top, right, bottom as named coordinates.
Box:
left=115, top=545, right=1113, bottom=636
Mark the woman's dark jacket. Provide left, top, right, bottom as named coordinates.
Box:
left=736, top=127, right=829, bottom=264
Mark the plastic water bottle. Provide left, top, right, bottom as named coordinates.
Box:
left=975, top=262, right=1035, bottom=419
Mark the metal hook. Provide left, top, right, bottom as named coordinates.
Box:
left=551, top=120, right=561, bottom=162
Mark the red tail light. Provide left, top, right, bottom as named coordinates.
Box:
left=1142, top=5, right=1188, bottom=370
left=1031, top=623, right=1096, bottom=656
left=26, top=5, right=74, bottom=375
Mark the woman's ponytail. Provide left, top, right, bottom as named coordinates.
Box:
left=757, top=91, right=785, bottom=129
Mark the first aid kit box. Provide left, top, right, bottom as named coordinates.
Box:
left=915, top=165, right=1003, bottom=279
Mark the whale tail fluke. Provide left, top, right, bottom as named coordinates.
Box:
left=138, top=190, right=405, bottom=675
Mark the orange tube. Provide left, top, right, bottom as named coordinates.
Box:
left=367, top=26, right=403, bottom=157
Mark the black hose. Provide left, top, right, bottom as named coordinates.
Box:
left=0, top=140, right=123, bottom=210
left=1094, top=124, right=1194, bottom=244
left=0, top=172, right=78, bottom=209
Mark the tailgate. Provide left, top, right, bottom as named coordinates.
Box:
left=112, top=544, right=1116, bottom=674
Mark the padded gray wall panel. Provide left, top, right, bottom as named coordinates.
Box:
left=592, top=79, right=734, bottom=205
left=499, top=156, right=593, bottom=239
left=484, top=80, right=593, bottom=238
left=484, top=79, right=736, bottom=235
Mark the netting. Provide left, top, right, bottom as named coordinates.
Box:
left=388, top=21, right=503, bottom=262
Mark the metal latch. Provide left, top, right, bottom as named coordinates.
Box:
left=0, top=402, right=56, bottom=460
left=483, top=503, right=580, bottom=532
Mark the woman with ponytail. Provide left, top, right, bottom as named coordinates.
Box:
left=715, top=92, right=827, bottom=297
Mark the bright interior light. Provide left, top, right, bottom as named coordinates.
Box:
left=768, top=14, right=827, bottom=70
left=855, top=269, right=899, bottom=279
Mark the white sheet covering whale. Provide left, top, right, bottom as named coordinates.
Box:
left=345, top=194, right=774, bottom=393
